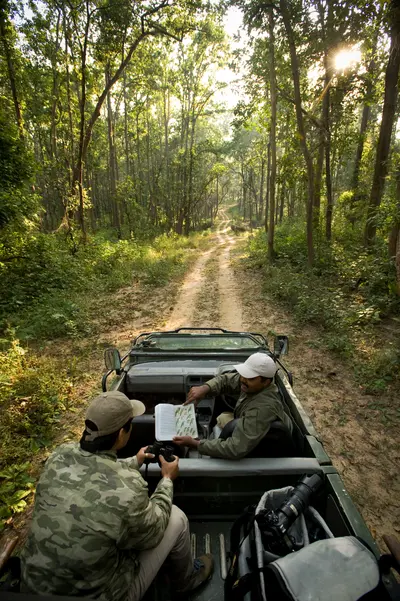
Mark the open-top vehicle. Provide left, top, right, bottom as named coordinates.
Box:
left=100, top=327, right=399, bottom=601
left=1, top=327, right=399, bottom=601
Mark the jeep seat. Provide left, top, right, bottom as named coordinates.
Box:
left=117, top=415, right=155, bottom=458
left=219, top=418, right=297, bottom=458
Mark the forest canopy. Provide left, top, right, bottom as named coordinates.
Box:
left=1, top=0, right=400, bottom=322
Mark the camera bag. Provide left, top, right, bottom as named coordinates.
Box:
left=263, top=536, right=380, bottom=601
left=224, top=486, right=386, bottom=601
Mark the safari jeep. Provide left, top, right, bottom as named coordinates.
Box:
left=1, top=328, right=399, bottom=601
left=100, top=327, right=400, bottom=601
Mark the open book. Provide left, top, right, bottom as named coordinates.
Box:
left=155, top=404, right=198, bottom=441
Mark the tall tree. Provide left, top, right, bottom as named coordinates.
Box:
left=0, top=0, right=23, bottom=139
left=279, top=0, right=314, bottom=265
left=365, top=0, right=400, bottom=246
left=267, top=8, right=277, bottom=260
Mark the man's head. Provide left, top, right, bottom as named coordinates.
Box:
left=80, top=391, right=145, bottom=453
left=234, top=353, right=277, bottom=394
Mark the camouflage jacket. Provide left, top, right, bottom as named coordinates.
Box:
left=198, top=372, right=293, bottom=459
left=21, top=443, right=173, bottom=601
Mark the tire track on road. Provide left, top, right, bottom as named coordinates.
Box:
left=165, top=208, right=243, bottom=331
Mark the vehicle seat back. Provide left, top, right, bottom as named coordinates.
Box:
left=219, top=418, right=298, bottom=458
left=117, top=415, right=185, bottom=459
left=117, top=415, right=155, bottom=458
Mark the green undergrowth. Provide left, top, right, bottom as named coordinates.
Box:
left=0, top=338, right=81, bottom=530
left=0, top=230, right=208, bottom=341
left=246, top=223, right=400, bottom=395
left=0, top=229, right=210, bottom=530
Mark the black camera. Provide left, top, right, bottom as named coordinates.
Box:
left=145, top=441, right=176, bottom=465
left=255, top=473, right=323, bottom=555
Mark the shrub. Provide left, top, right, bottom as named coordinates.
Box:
left=245, top=223, right=400, bottom=391
left=0, top=336, right=77, bottom=530
left=0, top=230, right=205, bottom=341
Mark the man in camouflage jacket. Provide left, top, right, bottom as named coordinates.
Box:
left=21, top=391, right=213, bottom=601
left=174, top=353, right=293, bottom=459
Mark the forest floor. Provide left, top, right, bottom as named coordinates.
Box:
left=165, top=208, right=400, bottom=551
left=4, top=210, right=400, bottom=555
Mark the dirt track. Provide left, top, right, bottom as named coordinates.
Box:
left=9, top=211, right=399, bottom=554
left=160, top=212, right=400, bottom=551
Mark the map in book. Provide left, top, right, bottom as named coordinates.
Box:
left=155, top=403, right=198, bottom=441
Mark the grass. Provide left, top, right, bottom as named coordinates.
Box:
left=0, top=339, right=79, bottom=529
left=1, top=231, right=209, bottom=341
left=244, top=225, right=400, bottom=395
left=0, top=229, right=210, bottom=531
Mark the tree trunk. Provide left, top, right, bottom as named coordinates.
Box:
left=280, top=0, right=314, bottom=265
left=365, top=0, right=400, bottom=246
left=259, top=157, right=265, bottom=222
left=275, top=181, right=280, bottom=225
left=324, top=60, right=333, bottom=241
left=289, top=185, right=296, bottom=217
left=71, top=0, right=90, bottom=241
left=123, top=66, right=130, bottom=178
left=0, top=0, right=24, bottom=139
left=50, top=11, right=61, bottom=162
left=389, top=166, right=400, bottom=296
left=351, top=33, right=378, bottom=202
left=279, top=181, right=285, bottom=222
left=351, top=102, right=371, bottom=193
left=106, top=66, right=121, bottom=238
left=264, top=142, right=271, bottom=234
left=268, top=9, right=277, bottom=261
left=136, top=111, right=142, bottom=207
left=163, top=80, right=170, bottom=213
left=63, top=8, right=74, bottom=184
left=314, top=136, right=324, bottom=230
left=396, top=231, right=400, bottom=296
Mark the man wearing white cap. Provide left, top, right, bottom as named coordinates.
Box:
left=174, top=352, right=293, bottom=459
left=21, top=391, right=213, bottom=601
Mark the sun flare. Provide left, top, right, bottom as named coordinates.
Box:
left=334, top=48, right=362, bottom=71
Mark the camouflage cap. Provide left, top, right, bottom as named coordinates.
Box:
left=85, top=391, right=145, bottom=441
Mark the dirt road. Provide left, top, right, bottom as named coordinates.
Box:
left=166, top=209, right=242, bottom=330
left=11, top=212, right=399, bottom=553
left=159, top=214, right=400, bottom=551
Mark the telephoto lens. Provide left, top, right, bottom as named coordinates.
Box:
left=255, top=473, right=323, bottom=554
left=277, top=474, right=323, bottom=533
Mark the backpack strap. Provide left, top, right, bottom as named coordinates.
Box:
left=229, top=504, right=256, bottom=554
left=224, top=504, right=257, bottom=601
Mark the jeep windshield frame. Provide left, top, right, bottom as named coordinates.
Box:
left=132, top=330, right=268, bottom=352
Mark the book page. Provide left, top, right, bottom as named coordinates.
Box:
left=174, top=404, right=198, bottom=438
left=155, top=404, right=177, bottom=441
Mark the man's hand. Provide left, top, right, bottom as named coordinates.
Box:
left=160, top=455, right=179, bottom=481
left=173, top=436, right=200, bottom=450
left=136, top=446, right=155, bottom=468
left=184, top=384, right=210, bottom=406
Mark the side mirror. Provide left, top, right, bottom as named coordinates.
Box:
left=274, top=335, right=289, bottom=357
left=104, top=348, right=122, bottom=374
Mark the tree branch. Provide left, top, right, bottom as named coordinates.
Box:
left=277, top=85, right=325, bottom=130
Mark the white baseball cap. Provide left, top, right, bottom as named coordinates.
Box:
left=234, top=353, right=277, bottom=379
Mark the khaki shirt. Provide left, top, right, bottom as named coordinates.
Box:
left=198, top=372, right=293, bottom=459
left=21, top=443, right=173, bottom=601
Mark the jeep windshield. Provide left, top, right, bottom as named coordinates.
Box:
left=137, top=333, right=265, bottom=351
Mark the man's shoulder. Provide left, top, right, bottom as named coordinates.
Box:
left=43, top=443, right=143, bottom=486
left=45, top=441, right=80, bottom=466
left=253, top=384, right=281, bottom=406
left=215, top=371, right=240, bottom=383
left=263, top=381, right=280, bottom=396
left=39, top=443, right=146, bottom=506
